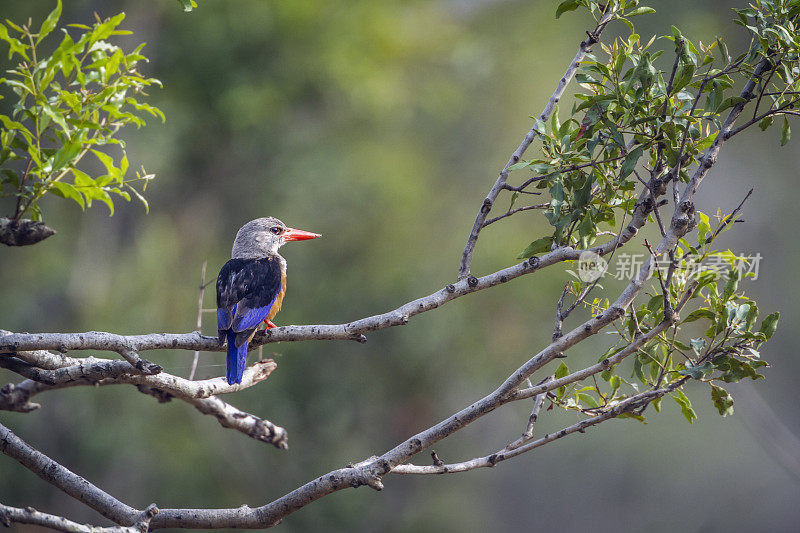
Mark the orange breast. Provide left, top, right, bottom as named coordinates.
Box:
left=267, top=269, right=286, bottom=321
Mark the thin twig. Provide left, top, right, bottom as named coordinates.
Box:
left=710, top=188, right=753, bottom=241
left=190, top=260, right=208, bottom=380
left=482, top=203, right=548, bottom=227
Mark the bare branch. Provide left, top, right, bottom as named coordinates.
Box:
left=179, top=392, right=288, bottom=448
left=0, top=217, right=56, bottom=246
left=510, top=375, right=551, bottom=448
left=0, top=353, right=288, bottom=448
left=0, top=502, right=142, bottom=533
left=552, top=283, right=570, bottom=341
left=0, top=354, right=277, bottom=400
left=0, top=422, right=153, bottom=527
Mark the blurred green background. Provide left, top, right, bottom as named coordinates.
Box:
left=1, top=1, right=798, bottom=531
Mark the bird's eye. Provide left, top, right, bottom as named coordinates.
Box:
left=270, top=226, right=283, bottom=235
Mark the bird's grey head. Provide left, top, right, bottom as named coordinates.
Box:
left=231, top=217, right=288, bottom=259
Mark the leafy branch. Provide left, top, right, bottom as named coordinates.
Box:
left=0, top=0, right=162, bottom=245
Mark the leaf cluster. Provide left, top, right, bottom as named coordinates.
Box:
left=514, top=0, right=799, bottom=256
left=0, top=0, right=163, bottom=221
left=526, top=0, right=792, bottom=425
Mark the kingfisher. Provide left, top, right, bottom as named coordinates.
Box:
left=216, top=217, right=321, bottom=384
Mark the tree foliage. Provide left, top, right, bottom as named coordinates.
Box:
left=510, top=0, right=795, bottom=423
left=0, top=0, right=162, bottom=227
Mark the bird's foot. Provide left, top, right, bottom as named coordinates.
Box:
left=264, top=320, right=278, bottom=329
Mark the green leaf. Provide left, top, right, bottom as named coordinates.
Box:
left=633, top=356, right=646, bottom=383
left=697, top=211, right=710, bottom=246
left=626, top=7, right=656, bottom=16
left=83, top=187, right=115, bottom=215
left=578, top=214, right=595, bottom=248
left=104, top=48, right=124, bottom=83
left=576, top=392, right=599, bottom=408
left=573, top=173, right=593, bottom=210
left=555, top=361, right=569, bottom=399
left=555, top=0, right=579, bottom=18
left=127, top=184, right=149, bottom=213
left=0, top=23, right=30, bottom=60
left=0, top=115, right=34, bottom=143
left=620, top=146, right=643, bottom=179
left=723, top=268, right=739, bottom=301
left=89, top=13, right=126, bottom=46
left=50, top=141, right=82, bottom=173
left=758, top=312, right=779, bottom=340
left=717, top=96, right=746, bottom=113
left=745, top=302, right=759, bottom=332
left=678, top=361, right=713, bottom=380
left=713, top=356, right=765, bottom=383
left=710, top=384, right=734, bottom=416
left=618, top=412, right=647, bottom=423
left=71, top=168, right=95, bottom=188
left=609, top=374, right=620, bottom=396
left=49, top=181, right=85, bottom=208
left=517, top=237, right=553, bottom=259
left=92, top=149, right=120, bottom=179
left=607, top=120, right=626, bottom=148
left=41, top=104, right=71, bottom=136
left=731, top=304, right=750, bottom=331
left=652, top=396, right=662, bottom=413
left=37, top=0, right=62, bottom=44
left=550, top=106, right=560, bottom=136
left=684, top=308, right=715, bottom=323
left=780, top=116, right=791, bottom=146
left=672, top=390, right=697, bottom=424
left=690, top=338, right=706, bottom=355
left=647, top=295, right=664, bottom=316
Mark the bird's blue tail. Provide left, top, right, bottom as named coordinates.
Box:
left=226, top=330, right=248, bottom=385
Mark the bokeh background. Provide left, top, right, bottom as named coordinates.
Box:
left=1, top=1, right=798, bottom=531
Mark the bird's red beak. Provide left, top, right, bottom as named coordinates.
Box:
left=283, top=227, right=321, bottom=241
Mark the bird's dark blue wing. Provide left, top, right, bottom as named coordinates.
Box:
left=232, top=300, right=276, bottom=332
left=216, top=257, right=283, bottom=346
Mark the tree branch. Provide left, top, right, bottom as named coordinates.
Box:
left=390, top=385, right=678, bottom=475
left=0, top=502, right=144, bottom=533
left=0, top=350, right=288, bottom=448
left=0, top=354, right=276, bottom=400
left=457, top=9, right=618, bottom=280
left=0, top=423, right=155, bottom=527
left=0, top=217, right=56, bottom=246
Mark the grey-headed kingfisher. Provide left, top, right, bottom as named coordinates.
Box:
left=216, top=217, right=320, bottom=384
